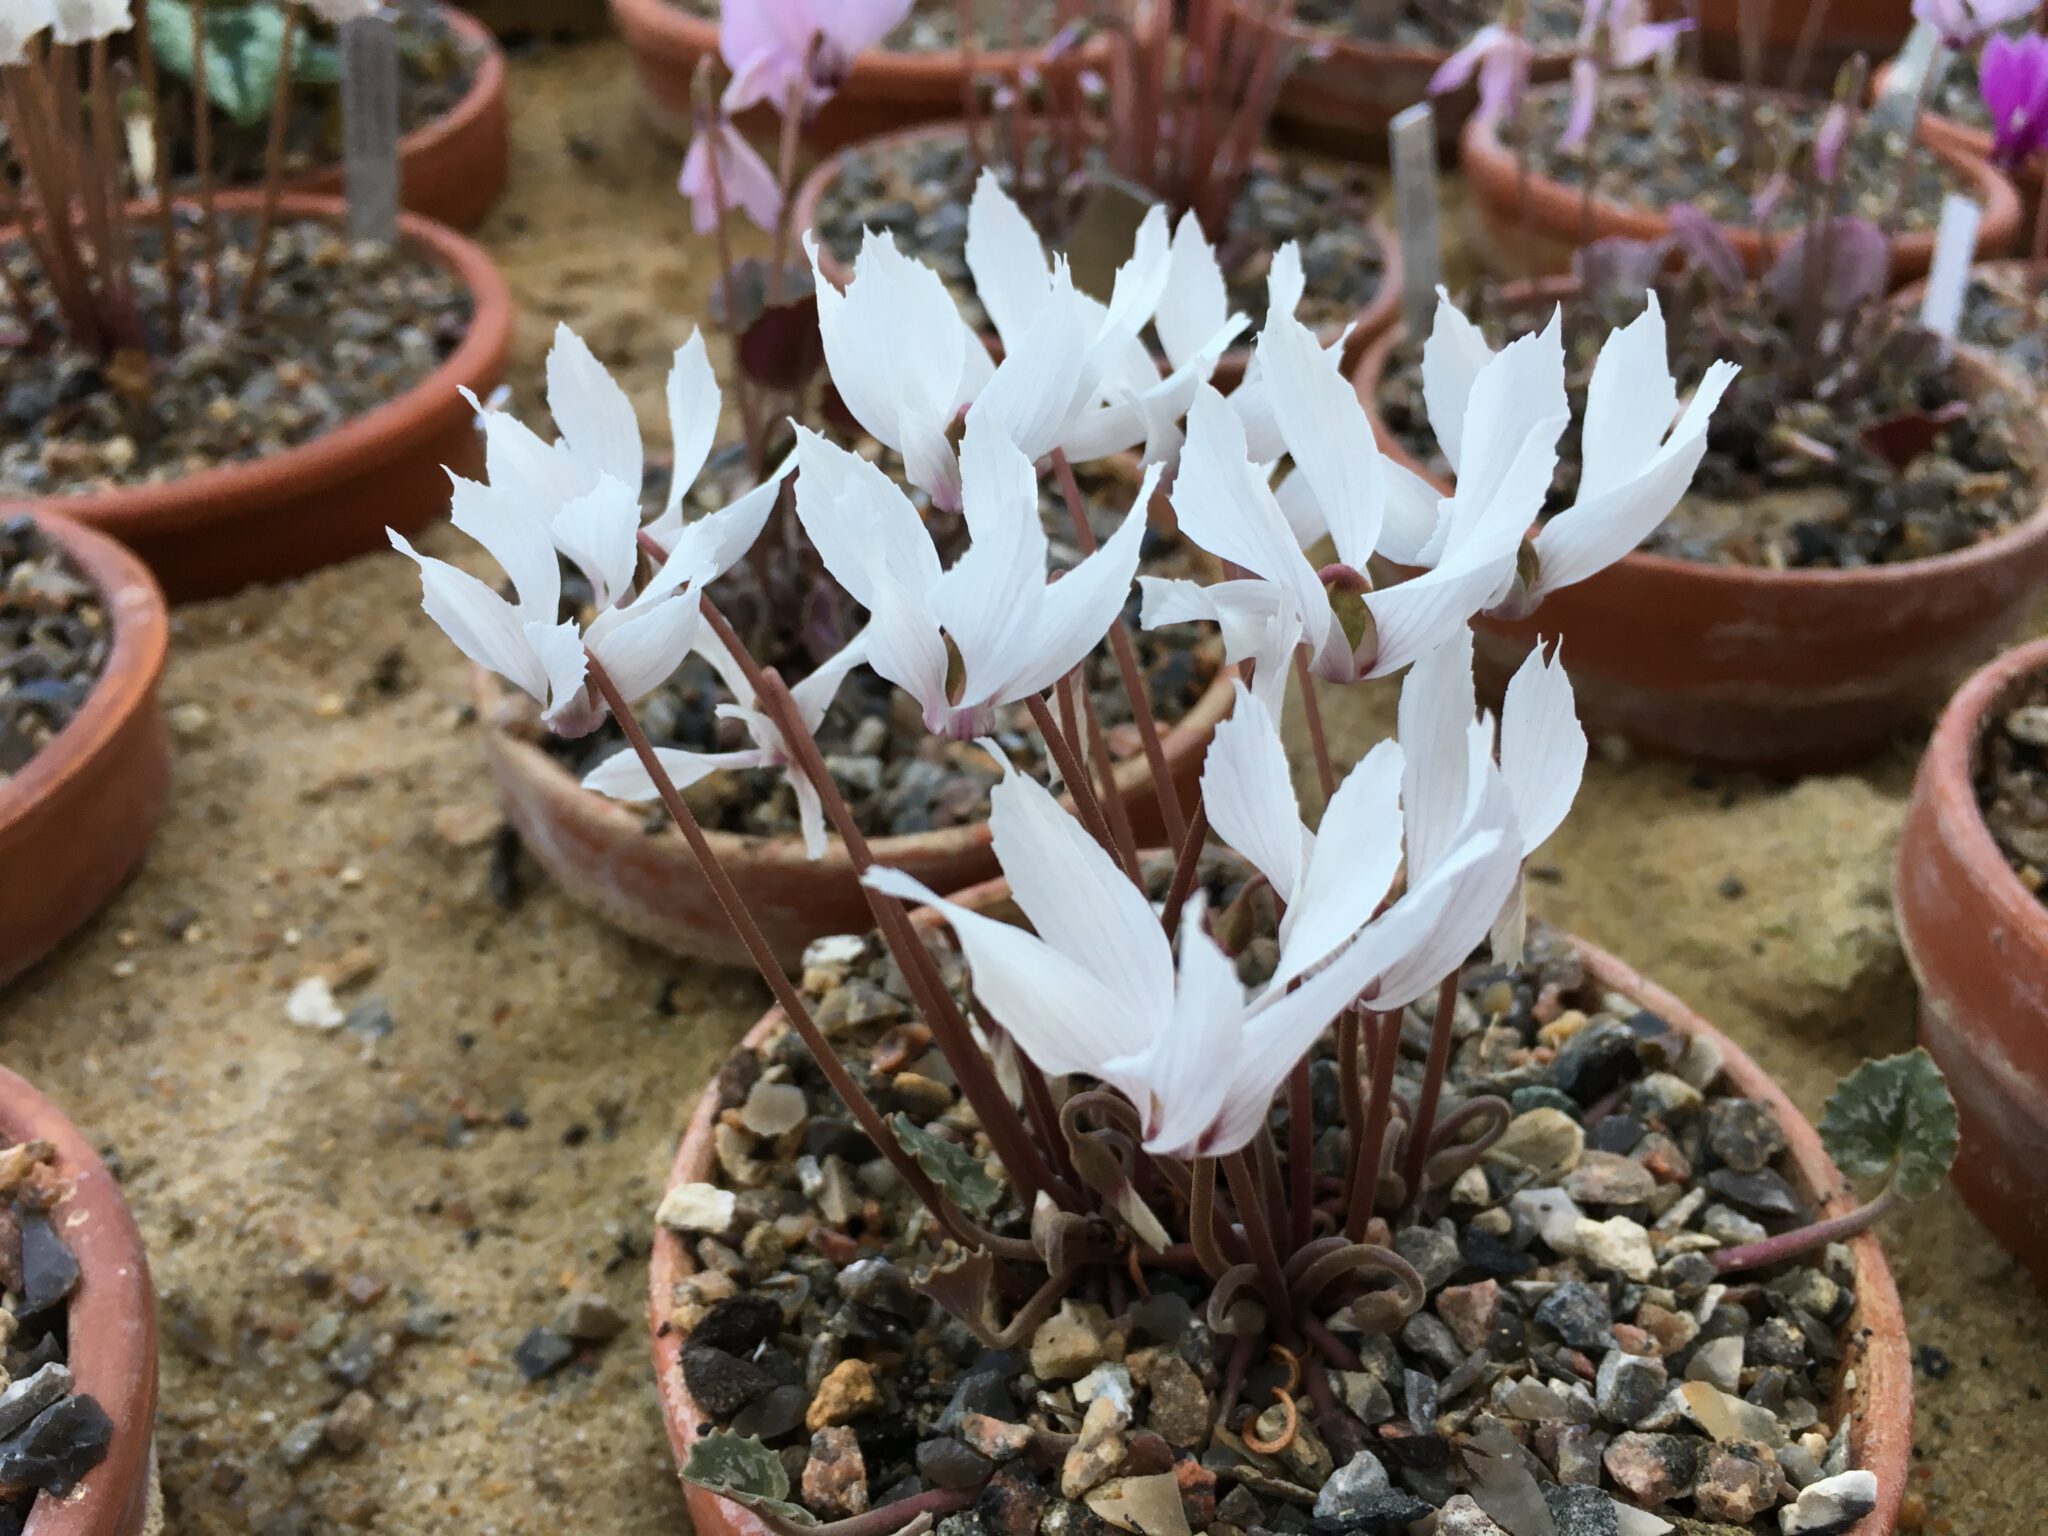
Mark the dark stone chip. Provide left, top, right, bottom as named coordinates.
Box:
left=1916, top=1344, right=1953, bottom=1380
left=1704, top=1168, right=1805, bottom=1218
left=730, top=1384, right=810, bottom=1441
left=1585, top=1115, right=1647, bottom=1156
left=0, top=1394, right=113, bottom=1496
left=1459, top=1228, right=1537, bottom=1279
left=0, top=1495, right=25, bottom=1536
left=1705, top=1098, right=1786, bottom=1174
left=1309, top=1488, right=1434, bottom=1533
left=1552, top=1021, right=1643, bottom=1104
left=1542, top=1482, right=1622, bottom=1535
left=918, top=1437, right=995, bottom=1490
left=16, top=1214, right=79, bottom=1318
left=1510, top=1085, right=1580, bottom=1117
left=1373, top=1422, right=1452, bottom=1470
left=512, top=1327, right=576, bottom=1382
left=1127, top=1291, right=1193, bottom=1345
left=680, top=1344, right=778, bottom=1416
left=976, top=1467, right=1049, bottom=1536
left=1535, top=1281, right=1614, bottom=1351
left=690, top=1294, right=785, bottom=1356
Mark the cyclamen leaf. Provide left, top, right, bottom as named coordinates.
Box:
left=148, top=0, right=292, bottom=127
left=891, top=1113, right=1003, bottom=1217
left=1762, top=217, right=1890, bottom=318
left=1818, top=1049, right=1959, bottom=1202
left=680, top=1432, right=817, bottom=1527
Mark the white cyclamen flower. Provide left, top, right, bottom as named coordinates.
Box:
left=868, top=734, right=1516, bottom=1159
left=303, top=0, right=384, bottom=21
left=49, top=0, right=128, bottom=43
left=1399, top=628, right=1588, bottom=965
left=793, top=411, right=1158, bottom=739
left=1141, top=297, right=1568, bottom=704
left=581, top=624, right=865, bottom=859
left=1419, top=289, right=1739, bottom=613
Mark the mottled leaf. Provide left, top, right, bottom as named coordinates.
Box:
left=1762, top=217, right=1889, bottom=318
left=891, top=1114, right=1003, bottom=1217
left=1577, top=235, right=1674, bottom=307
left=739, top=295, right=824, bottom=392
left=680, top=1432, right=816, bottom=1526
left=1819, top=1049, right=1959, bottom=1202
left=148, top=0, right=312, bottom=126
left=1667, top=203, right=1747, bottom=293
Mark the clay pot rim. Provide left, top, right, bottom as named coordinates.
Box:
left=788, top=116, right=1407, bottom=362
left=0, top=1066, right=158, bottom=1536
left=646, top=897, right=1910, bottom=1536
left=3, top=192, right=514, bottom=540
left=1904, top=631, right=2048, bottom=946
left=371, top=4, right=506, bottom=186
left=605, top=0, right=1121, bottom=88
left=0, top=513, right=168, bottom=848
left=1349, top=298, right=2048, bottom=595
left=1220, top=0, right=1575, bottom=68
left=1461, top=75, right=2022, bottom=268
left=473, top=645, right=1239, bottom=872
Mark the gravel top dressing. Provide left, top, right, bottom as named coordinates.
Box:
left=1515, top=83, right=1968, bottom=236
left=1292, top=0, right=1578, bottom=49
left=657, top=893, right=1879, bottom=1536
left=1974, top=671, right=2048, bottom=903
left=0, top=1138, right=115, bottom=1525
left=812, top=132, right=1388, bottom=342
left=0, top=214, right=475, bottom=500
left=0, top=518, right=111, bottom=780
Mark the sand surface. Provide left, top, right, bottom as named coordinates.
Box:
left=3, top=33, right=2045, bottom=1536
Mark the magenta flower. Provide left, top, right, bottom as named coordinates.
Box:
left=678, top=117, right=784, bottom=235
left=1981, top=31, right=2048, bottom=169
left=720, top=0, right=915, bottom=117
left=1912, top=0, right=2035, bottom=48
left=1430, top=24, right=1535, bottom=133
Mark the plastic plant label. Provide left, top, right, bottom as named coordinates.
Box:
left=341, top=14, right=402, bottom=242
left=1919, top=194, right=1982, bottom=346
left=1390, top=102, right=1444, bottom=342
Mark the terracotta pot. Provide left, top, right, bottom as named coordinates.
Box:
left=476, top=644, right=1236, bottom=970
left=790, top=119, right=1406, bottom=381
left=1460, top=80, right=2021, bottom=286
left=1896, top=635, right=2048, bottom=1290
left=1225, top=0, right=1573, bottom=156
left=1351, top=309, right=2048, bottom=772
left=0, top=515, right=170, bottom=989
left=1871, top=57, right=2045, bottom=232
left=606, top=0, right=1125, bottom=152
left=288, top=5, right=510, bottom=233
left=1, top=193, right=513, bottom=604
left=1670, top=0, right=1912, bottom=91
left=646, top=889, right=1911, bottom=1536
left=0, top=1066, right=160, bottom=1536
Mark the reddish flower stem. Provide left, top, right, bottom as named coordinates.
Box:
left=1224, top=1150, right=1295, bottom=1332
left=1049, top=449, right=1189, bottom=852
left=1344, top=1009, right=1402, bottom=1241
left=1158, top=797, right=1210, bottom=938
left=1025, top=691, right=1135, bottom=879
left=238, top=1, right=302, bottom=321
left=1400, top=973, right=1463, bottom=1208
left=1070, top=670, right=1142, bottom=877
left=188, top=0, right=224, bottom=316
left=1287, top=1057, right=1315, bottom=1251
left=692, top=62, right=769, bottom=479
left=131, top=0, right=184, bottom=349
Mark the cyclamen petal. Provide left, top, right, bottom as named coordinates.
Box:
left=546, top=324, right=644, bottom=494
left=389, top=532, right=549, bottom=703
left=1498, top=640, right=1587, bottom=853
left=0, top=0, right=53, bottom=64
left=48, top=0, right=127, bottom=43
left=1201, top=681, right=1309, bottom=904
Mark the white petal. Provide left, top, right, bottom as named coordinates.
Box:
left=1100, top=202, right=1173, bottom=340
left=1432, top=313, right=1568, bottom=559
left=649, top=453, right=794, bottom=593
left=789, top=629, right=870, bottom=731
left=527, top=618, right=594, bottom=729
left=585, top=596, right=701, bottom=704
left=582, top=744, right=764, bottom=801
left=1267, top=242, right=1306, bottom=321
left=546, top=323, right=643, bottom=492
left=389, top=531, right=548, bottom=703
left=1528, top=360, right=1737, bottom=597
left=469, top=391, right=598, bottom=521
left=1577, top=292, right=1681, bottom=503
left=993, top=465, right=1158, bottom=703
left=1275, top=737, right=1406, bottom=987
left=1155, top=212, right=1230, bottom=373
left=1491, top=873, right=1530, bottom=967
left=1259, top=310, right=1385, bottom=569
left=447, top=470, right=560, bottom=623
left=861, top=564, right=953, bottom=729
left=986, top=764, right=1172, bottom=1060
left=663, top=331, right=722, bottom=525
left=1272, top=466, right=1331, bottom=550
left=1498, top=640, right=1586, bottom=852
left=934, top=416, right=1052, bottom=705
left=1379, top=460, right=1449, bottom=567
left=862, top=865, right=1134, bottom=1079
left=1138, top=575, right=1300, bottom=717
left=1399, top=628, right=1480, bottom=883
left=965, top=169, right=1053, bottom=347
left=1420, top=287, right=1495, bottom=476
left=792, top=426, right=943, bottom=610
left=1172, top=386, right=1333, bottom=652
left=1201, top=680, right=1308, bottom=902
left=1369, top=771, right=1523, bottom=1009
left=1121, top=901, right=1247, bottom=1157
left=972, top=265, right=1094, bottom=464
left=551, top=474, right=643, bottom=610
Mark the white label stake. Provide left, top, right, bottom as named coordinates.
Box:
left=341, top=14, right=403, bottom=242
left=1872, top=21, right=1948, bottom=135
left=1920, top=194, right=1982, bottom=349
left=1389, top=102, right=1444, bottom=341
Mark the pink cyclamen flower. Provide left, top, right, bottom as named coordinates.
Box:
left=720, top=0, right=914, bottom=117
left=1981, top=31, right=2048, bottom=169
left=1814, top=101, right=1851, bottom=183
left=1912, top=0, right=2034, bottom=47
left=1429, top=24, right=1535, bottom=132
left=678, top=117, right=783, bottom=236
left=1560, top=0, right=1691, bottom=151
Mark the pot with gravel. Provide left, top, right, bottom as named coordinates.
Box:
left=1460, top=77, right=2018, bottom=284
left=0, top=513, right=170, bottom=989
left=0, top=1067, right=160, bottom=1536
left=1895, top=634, right=2048, bottom=1292
left=1673, top=0, right=1913, bottom=91
left=0, top=4, right=512, bottom=601
left=1353, top=203, right=2048, bottom=770
left=127, top=0, right=510, bottom=231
